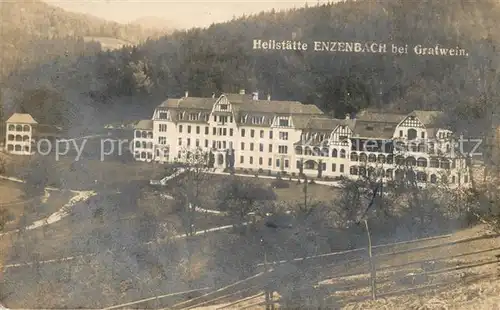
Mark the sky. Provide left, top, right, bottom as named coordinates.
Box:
left=44, top=0, right=335, bottom=29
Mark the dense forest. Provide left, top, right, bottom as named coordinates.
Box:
left=4, top=0, right=500, bottom=132
left=0, top=0, right=171, bottom=82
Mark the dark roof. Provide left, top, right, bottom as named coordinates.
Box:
left=356, top=110, right=406, bottom=123
left=409, top=110, right=445, bottom=126
left=135, top=120, right=154, bottom=130
left=159, top=97, right=218, bottom=110
left=352, top=120, right=399, bottom=139
left=352, top=110, right=405, bottom=139
left=35, top=124, right=62, bottom=135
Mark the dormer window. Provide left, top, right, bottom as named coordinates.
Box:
left=279, top=118, right=289, bottom=127
left=159, top=112, right=168, bottom=119
left=220, top=104, right=228, bottom=110
left=189, top=113, right=198, bottom=121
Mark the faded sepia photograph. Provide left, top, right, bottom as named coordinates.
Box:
left=0, top=0, right=500, bottom=309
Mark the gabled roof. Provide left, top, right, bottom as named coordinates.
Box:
left=353, top=120, right=399, bottom=139
left=305, top=117, right=343, bottom=131
left=356, top=110, right=406, bottom=123
left=135, top=120, right=153, bottom=130
left=6, top=113, right=37, bottom=124
left=157, top=94, right=324, bottom=116
left=407, top=110, right=445, bottom=127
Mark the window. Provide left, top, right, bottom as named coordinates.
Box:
left=178, top=138, right=182, bottom=146
left=220, top=104, right=228, bottom=110
left=251, top=129, right=255, bottom=138
left=279, top=119, right=289, bottom=126
left=269, top=144, right=273, bottom=152
left=230, top=129, right=233, bottom=136
left=332, top=163, right=336, bottom=172
left=259, top=143, right=264, bottom=152
left=212, top=141, right=216, bottom=149
left=159, top=112, right=168, bottom=119
left=279, top=132, right=289, bottom=140
left=269, top=131, right=273, bottom=139
left=464, top=175, right=469, bottom=183
left=285, top=160, right=289, bottom=168
left=268, top=158, right=272, bottom=166
left=187, top=138, right=191, bottom=146
left=259, top=157, right=263, bottom=165
left=250, top=143, right=254, bottom=151
left=399, top=130, right=403, bottom=137
left=159, top=124, right=167, bottom=132
left=220, top=116, right=228, bottom=124
left=187, top=126, right=191, bottom=134
left=241, top=142, right=245, bottom=150
left=223, top=128, right=227, bottom=136
left=196, top=126, right=200, bottom=134
left=158, top=137, right=167, bottom=144
left=241, top=129, right=246, bottom=137
left=260, top=130, right=264, bottom=138
left=340, top=164, right=344, bottom=173
left=179, top=125, right=183, bottom=133
left=250, top=157, right=253, bottom=164
left=196, top=139, right=200, bottom=147
left=240, top=156, right=244, bottom=163
left=205, top=139, right=208, bottom=147
left=213, top=127, right=216, bottom=135
left=213, top=115, right=217, bottom=122
left=189, top=113, right=198, bottom=121
left=205, top=127, right=209, bottom=135
left=322, top=163, right=326, bottom=171
left=421, top=131, right=425, bottom=139
left=230, top=116, right=233, bottom=123
left=276, top=159, right=280, bottom=167
left=223, top=141, right=226, bottom=149
left=278, top=146, right=288, bottom=154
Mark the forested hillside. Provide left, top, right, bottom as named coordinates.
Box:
left=0, top=0, right=171, bottom=81
left=4, top=0, right=500, bottom=132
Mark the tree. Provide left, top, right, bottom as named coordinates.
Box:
left=20, top=156, right=60, bottom=197
left=171, top=147, right=212, bottom=237
left=215, top=177, right=276, bottom=224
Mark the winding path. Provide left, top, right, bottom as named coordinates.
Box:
left=0, top=175, right=97, bottom=237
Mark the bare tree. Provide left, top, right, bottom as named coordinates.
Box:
left=215, top=176, right=276, bottom=224
left=171, top=147, right=212, bottom=237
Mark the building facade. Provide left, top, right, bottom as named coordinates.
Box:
left=4, top=113, right=62, bottom=155
left=133, top=91, right=470, bottom=187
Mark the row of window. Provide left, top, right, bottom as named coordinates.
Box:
left=240, top=156, right=290, bottom=168
left=348, top=166, right=469, bottom=184
left=6, top=144, right=30, bottom=152
left=176, top=124, right=289, bottom=140
left=7, top=134, right=30, bottom=142
left=7, top=125, right=31, bottom=132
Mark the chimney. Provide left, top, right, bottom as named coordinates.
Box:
left=345, top=113, right=350, bottom=120
left=252, top=91, right=259, bottom=100
left=267, top=94, right=271, bottom=101
left=239, top=89, right=245, bottom=95
left=184, top=90, right=189, bottom=98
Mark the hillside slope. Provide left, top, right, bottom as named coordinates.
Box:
left=4, top=0, right=500, bottom=134
left=0, top=0, right=170, bottom=80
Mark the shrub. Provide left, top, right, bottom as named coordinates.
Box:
left=255, top=173, right=259, bottom=178
left=268, top=170, right=272, bottom=176
left=324, top=176, right=332, bottom=181
left=271, top=179, right=290, bottom=189
left=243, top=169, right=249, bottom=174
left=297, top=179, right=301, bottom=184
left=223, top=167, right=230, bottom=173
left=309, top=179, right=315, bottom=184
left=291, top=172, right=296, bottom=177
left=258, top=168, right=264, bottom=174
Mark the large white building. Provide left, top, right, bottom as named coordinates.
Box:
left=133, top=90, right=470, bottom=186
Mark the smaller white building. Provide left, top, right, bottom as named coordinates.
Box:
left=133, top=120, right=155, bottom=162
left=5, top=113, right=37, bottom=155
